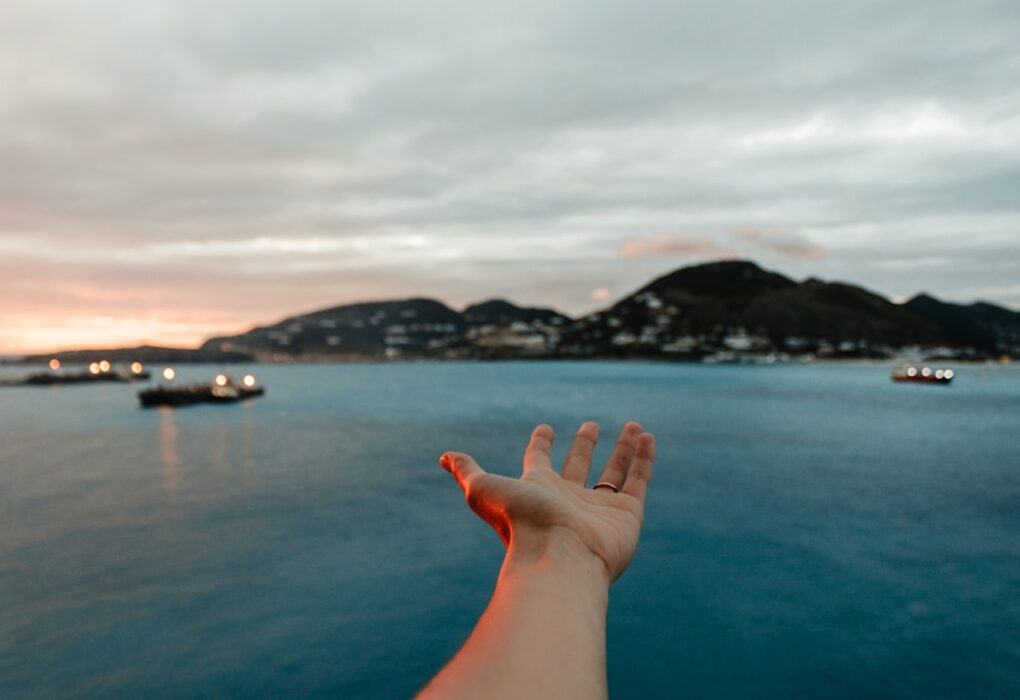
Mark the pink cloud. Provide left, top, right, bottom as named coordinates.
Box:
left=730, top=228, right=827, bottom=260
left=618, top=233, right=736, bottom=259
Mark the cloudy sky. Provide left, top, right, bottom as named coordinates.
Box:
left=2, top=0, right=1019, bottom=353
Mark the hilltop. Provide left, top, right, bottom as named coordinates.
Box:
left=559, top=261, right=950, bottom=359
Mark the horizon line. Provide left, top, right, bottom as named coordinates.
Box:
left=6, top=259, right=1015, bottom=358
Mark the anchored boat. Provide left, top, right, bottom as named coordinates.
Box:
left=891, top=366, right=954, bottom=385
left=3, top=360, right=151, bottom=386
left=138, top=371, right=265, bottom=408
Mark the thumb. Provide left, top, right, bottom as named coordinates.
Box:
left=439, top=451, right=485, bottom=494
left=440, top=451, right=509, bottom=545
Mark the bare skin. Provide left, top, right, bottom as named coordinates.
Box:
left=418, top=421, right=656, bottom=700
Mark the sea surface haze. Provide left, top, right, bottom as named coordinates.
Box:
left=1, top=362, right=1018, bottom=699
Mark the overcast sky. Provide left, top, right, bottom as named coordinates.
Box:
left=2, top=0, right=1019, bottom=353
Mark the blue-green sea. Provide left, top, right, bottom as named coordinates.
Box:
left=1, top=362, right=1018, bottom=698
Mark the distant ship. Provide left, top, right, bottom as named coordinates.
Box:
left=138, top=371, right=265, bottom=408
left=891, top=366, right=954, bottom=385
left=2, top=360, right=151, bottom=386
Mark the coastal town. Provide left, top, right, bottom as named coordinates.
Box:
left=10, top=262, right=1020, bottom=367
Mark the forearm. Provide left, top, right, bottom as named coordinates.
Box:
left=418, top=531, right=611, bottom=700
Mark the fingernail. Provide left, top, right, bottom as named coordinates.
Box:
left=439, top=454, right=450, bottom=470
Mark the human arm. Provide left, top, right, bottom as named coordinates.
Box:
left=417, top=421, right=656, bottom=700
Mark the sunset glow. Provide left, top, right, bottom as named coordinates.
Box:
left=0, top=309, right=252, bottom=356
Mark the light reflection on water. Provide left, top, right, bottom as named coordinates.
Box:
left=0, top=361, right=1018, bottom=699
left=158, top=407, right=179, bottom=495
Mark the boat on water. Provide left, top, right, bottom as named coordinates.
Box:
left=891, top=366, right=954, bottom=385
left=138, top=372, right=265, bottom=408
left=3, top=360, right=151, bottom=386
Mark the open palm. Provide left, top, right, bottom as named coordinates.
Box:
left=440, top=422, right=656, bottom=581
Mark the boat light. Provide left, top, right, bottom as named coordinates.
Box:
left=243, top=374, right=256, bottom=387
left=215, top=374, right=228, bottom=387
left=921, top=367, right=932, bottom=377
left=49, top=358, right=61, bottom=371
left=131, top=361, right=143, bottom=374
left=89, top=362, right=100, bottom=374
left=162, top=367, right=176, bottom=381
left=906, top=367, right=917, bottom=377
left=944, top=369, right=954, bottom=379
left=99, top=360, right=111, bottom=372
left=935, top=369, right=945, bottom=379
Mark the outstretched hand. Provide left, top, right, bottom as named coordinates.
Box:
left=439, top=422, right=656, bottom=582
left=423, top=422, right=656, bottom=699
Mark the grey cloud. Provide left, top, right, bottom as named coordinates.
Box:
left=1, top=0, right=1019, bottom=351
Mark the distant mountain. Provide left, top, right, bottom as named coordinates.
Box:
left=10, top=260, right=1018, bottom=364
left=905, top=293, right=1020, bottom=351
left=18, top=344, right=251, bottom=365
left=559, top=260, right=984, bottom=358
left=463, top=299, right=571, bottom=327
left=197, top=297, right=575, bottom=360
left=201, top=298, right=465, bottom=358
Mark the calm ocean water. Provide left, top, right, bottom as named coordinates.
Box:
left=1, top=361, right=1018, bottom=699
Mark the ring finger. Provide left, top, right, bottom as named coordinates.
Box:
left=594, top=421, right=642, bottom=491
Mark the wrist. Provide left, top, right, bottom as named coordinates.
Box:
left=501, top=526, right=612, bottom=594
